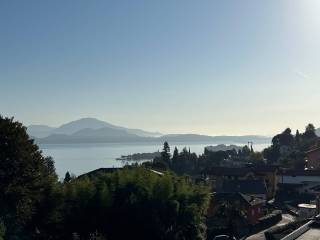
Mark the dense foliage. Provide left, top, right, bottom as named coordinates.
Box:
left=151, top=143, right=262, bottom=175
left=0, top=116, right=210, bottom=240
left=0, top=116, right=57, bottom=239
left=263, top=124, right=319, bottom=168
left=151, top=124, right=319, bottom=175
left=51, top=168, right=210, bottom=240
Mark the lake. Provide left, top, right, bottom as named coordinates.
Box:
left=40, top=142, right=270, bottom=179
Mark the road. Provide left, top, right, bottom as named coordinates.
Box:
left=245, top=214, right=295, bottom=240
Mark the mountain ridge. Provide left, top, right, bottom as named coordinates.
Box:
left=27, top=118, right=162, bottom=138
left=28, top=117, right=272, bottom=144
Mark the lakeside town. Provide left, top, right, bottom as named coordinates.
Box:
left=2, top=116, right=320, bottom=240
left=84, top=124, right=320, bottom=240
left=3, top=1, right=320, bottom=239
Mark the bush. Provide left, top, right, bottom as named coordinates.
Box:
left=49, top=168, right=210, bottom=240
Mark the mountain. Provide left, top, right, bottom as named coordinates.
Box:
left=159, top=134, right=271, bottom=144
left=27, top=118, right=162, bottom=138
left=52, top=118, right=113, bottom=135
left=35, top=132, right=271, bottom=144
left=27, top=125, right=56, bottom=138
left=28, top=118, right=271, bottom=145
left=159, top=134, right=214, bottom=142
left=316, top=128, right=320, bottom=137
left=37, top=132, right=146, bottom=144
left=72, top=127, right=138, bottom=138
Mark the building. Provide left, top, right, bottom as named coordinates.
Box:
left=278, top=169, right=320, bottom=184
left=204, top=166, right=278, bottom=199
left=209, top=192, right=265, bottom=225
left=252, top=165, right=279, bottom=199
left=297, top=203, right=317, bottom=219
left=280, top=215, right=320, bottom=240
left=306, top=147, right=320, bottom=169
left=276, top=169, right=320, bottom=206
left=78, top=167, right=164, bottom=180
left=204, top=167, right=256, bottom=191
left=216, top=179, right=268, bottom=200
left=78, top=167, right=122, bottom=179
left=278, top=169, right=320, bottom=195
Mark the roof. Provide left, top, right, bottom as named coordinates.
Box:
left=252, top=165, right=279, bottom=173
left=78, top=167, right=122, bottom=179
left=204, top=167, right=253, bottom=177
left=279, top=169, right=320, bottom=176
left=78, top=167, right=164, bottom=179
left=149, top=169, right=164, bottom=176
left=217, top=179, right=267, bottom=195
left=240, top=193, right=265, bottom=206
left=296, top=227, right=320, bottom=240
left=298, top=203, right=316, bottom=209
left=306, top=147, right=320, bottom=154
left=282, top=216, right=320, bottom=240
left=277, top=183, right=304, bottom=190
left=213, top=192, right=264, bottom=207
left=204, top=165, right=278, bottom=177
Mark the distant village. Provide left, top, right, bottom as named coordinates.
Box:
left=3, top=116, right=320, bottom=240
left=93, top=125, right=320, bottom=239
left=190, top=125, right=320, bottom=239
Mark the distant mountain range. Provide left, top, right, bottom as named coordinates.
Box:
left=28, top=118, right=272, bottom=144
left=28, top=118, right=162, bottom=138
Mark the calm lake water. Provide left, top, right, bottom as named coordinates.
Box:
left=40, top=142, right=270, bottom=179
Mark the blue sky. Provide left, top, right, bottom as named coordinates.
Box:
left=1, top=0, right=320, bottom=135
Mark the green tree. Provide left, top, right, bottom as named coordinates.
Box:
left=295, top=130, right=301, bottom=146
left=249, top=152, right=264, bottom=165
left=272, top=128, right=294, bottom=147
left=172, top=147, right=179, bottom=171
left=240, top=145, right=251, bottom=158
left=161, top=142, right=171, bottom=165
left=58, top=167, right=209, bottom=240
left=64, top=171, right=72, bottom=183
left=172, top=147, right=179, bottom=161
left=304, top=123, right=317, bottom=139
left=0, top=116, right=57, bottom=238
left=0, top=220, right=5, bottom=240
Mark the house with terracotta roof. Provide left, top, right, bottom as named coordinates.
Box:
left=209, top=192, right=265, bottom=225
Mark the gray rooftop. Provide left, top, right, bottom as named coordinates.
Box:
left=296, top=227, right=320, bottom=240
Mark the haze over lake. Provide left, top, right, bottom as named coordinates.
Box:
left=40, top=142, right=270, bottom=179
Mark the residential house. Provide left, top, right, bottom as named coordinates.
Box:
left=278, top=169, right=320, bottom=195
left=216, top=179, right=268, bottom=201
left=306, top=147, right=320, bottom=169
left=203, top=166, right=278, bottom=199
left=209, top=192, right=265, bottom=225
left=252, top=165, right=279, bottom=199
left=203, top=167, right=255, bottom=191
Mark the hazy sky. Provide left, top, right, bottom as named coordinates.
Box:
left=1, top=0, right=320, bottom=135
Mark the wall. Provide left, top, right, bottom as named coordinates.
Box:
left=280, top=175, right=320, bottom=184
left=247, top=204, right=263, bottom=225
left=307, top=150, right=320, bottom=169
